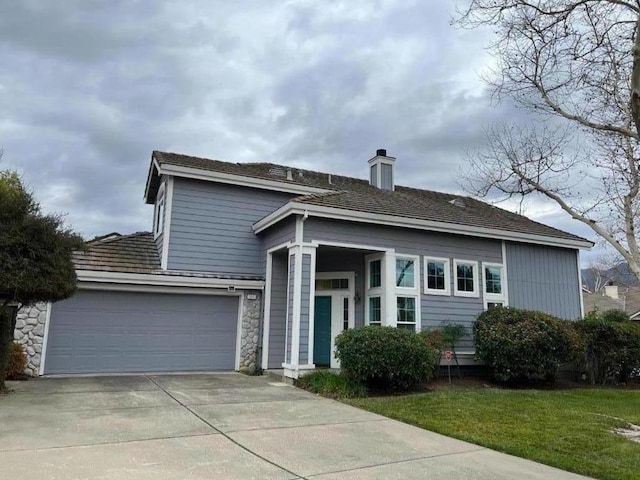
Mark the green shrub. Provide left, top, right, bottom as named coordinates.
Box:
left=574, top=319, right=640, bottom=384
left=474, top=307, right=577, bottom=384
left=335, top=326, right=438, bottom=392
left=296, top=370, right=366, bottom=398
left=6, top=342, right=27, bottom=379
left=599, top=309, right=630, bottom=323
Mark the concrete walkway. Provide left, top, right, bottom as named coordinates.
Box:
left=0, top=373, right=590, bottom=479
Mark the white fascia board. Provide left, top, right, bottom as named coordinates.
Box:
left=158, top=163, right=330, bottom=196
left=253, top=202, right=593, bottom=250
left=144, top=157, right=163, bottom=203
left=76, top=270, right=264, bottom=290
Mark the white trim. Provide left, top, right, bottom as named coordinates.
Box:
left=453, top=259, right=480, bottom=298
left=307, top=247, right=317, bottom=365
left=383, top=251, right=397, bottom=327
left=577, top=249, right=585, bottom=318
left=395, top=254, right=421, bottom=332
left=75, top=270, right=264, bottom=290
left=283, top=252, right=293, bottom=366
left=290, top=246, right=303, bottom=366
left=312, top=240, right=391, bottom=253
left=252, top=202, right=593, bottom=249
left=423, top=256, right=451, bottom=296
left=39, top=302, right=52, bottom=376
left=160, top=176, right=174, bottom=270
left=314, top=271, right=356, bottom=368
left=234, top=291, right=244, bottom=371
left=365, top=253, right=384, bottom=325
left=261, top=252, right=273, bottom=369
left=267, top=241, right=294, bottom=254
left=159, top=163, right=329, bottom=196
left=78, top=282, right=248, bottom=296
left=153, top=181, right=166, bottom=240
left=482, top=262, right=507, bottom=309
left=501, top=241, right=510, bottom=306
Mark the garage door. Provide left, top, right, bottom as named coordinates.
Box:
left=44, top=290, right=239, bottom=374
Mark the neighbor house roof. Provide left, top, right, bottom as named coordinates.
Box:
left=147, top=151, right=592, bottom=248
left=583, top=287, right=640, bottom=319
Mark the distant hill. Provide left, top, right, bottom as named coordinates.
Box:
left=581, top=262, right=638, bottom=292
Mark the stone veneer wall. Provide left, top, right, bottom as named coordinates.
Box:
left=13, top=302, right=48, bottom=377
left=238, top=290, right=262, bottom=372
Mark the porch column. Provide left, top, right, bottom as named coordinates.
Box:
left=283, top=244, right=316, bottom=379
left=383, top=250, right=397, bottom=327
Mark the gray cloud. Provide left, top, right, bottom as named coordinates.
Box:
left=0, top=0, right=596, bottom=260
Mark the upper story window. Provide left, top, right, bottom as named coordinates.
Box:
left=154, top=184, right=166, bottom=238
left=453, top=259, right=479, bottom=297
left=424, top=257, right=450, bottom=296
left=395, top=258, right=415, bottom=288
left=484, top=265, right=503, bottom=295
left=395, top=254, right=420, bottom=332
left=368, top=259, right=382, bottom=289
left=483, top=262, right=507, bottom=309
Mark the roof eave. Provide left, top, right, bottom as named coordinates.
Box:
left=157, top=162, right=332, bottom=196
left=143, top=154, right=162, bottom=204
left=253, top=202, right=594, bottom=250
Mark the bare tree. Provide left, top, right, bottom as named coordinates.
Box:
left=456, top=1, right=640, bottom=280
left=587, top=252, right=624, bottom=291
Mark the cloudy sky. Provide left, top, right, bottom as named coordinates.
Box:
left=0, top=0, right=600, bottom=260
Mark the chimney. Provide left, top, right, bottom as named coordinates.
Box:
left=604, top=282, right=619, bottom=299
left=368, top=149, right=396, bottom=191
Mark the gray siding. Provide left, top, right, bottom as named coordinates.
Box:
left=268, top=252, right=288, bottom=369
left=167, top=179, right=293, bottom=275
left=154, top=177, right=167, bottom=262
left=285, top=254, right=295, bottom=364
left=304, top=218, right=503, bottom=348
left=381, top=163, right=393, bottom=190
left=506, top=242, right=581, bottom=320
left=299, top=254, right=311, bottom=364
left=261, top=217, right=296, bottom=252
left=370, top=165, right=377, bottom=187
left=316, top=249, right=365, bottom=327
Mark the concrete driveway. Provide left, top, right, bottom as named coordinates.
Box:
left=1, top=373, right=589, bottom=479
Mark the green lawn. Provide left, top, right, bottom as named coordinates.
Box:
left=346, top=387, right=640, bottom=480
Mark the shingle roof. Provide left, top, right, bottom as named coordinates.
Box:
left=152, top=150, right=591, bottom=245
left=583, top=288, right=640, bottom=318
left=73, top=232, right=160, bottom=274
left=73, top=231, right=263, bottom=279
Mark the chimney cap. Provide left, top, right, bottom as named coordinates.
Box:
left=376, top=149, right=387, bottom=157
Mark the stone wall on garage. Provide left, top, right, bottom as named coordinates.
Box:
left=13, top=302, right=49, bottom=377
left=239, top=290, right=262, bottom=373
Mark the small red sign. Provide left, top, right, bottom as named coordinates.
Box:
left=444, top=351, right=453, bottom=361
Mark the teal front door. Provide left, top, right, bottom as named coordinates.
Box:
left=314, top=296, right=332, bottom=366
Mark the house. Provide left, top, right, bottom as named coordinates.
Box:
left=14, top=149, right=593, bottom=379
left=583, top=283, right=640, bottom=320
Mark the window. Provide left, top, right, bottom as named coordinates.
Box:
left=482, top=262, right=507, bottom=309
left=484, top=265, right=502, bottom=294
left=424, top=257, right=450, bottom=295
left=369, top=259, right=381, bottom=288
left=453, top=260, right=479, bottom=297
left=315, top=278, right=349, bottom=290
left=396, top=297, right=416, bottom=331
left=368, top=297, right=381, bottom=326
left=154, top=194, right=165, bottom=237
left=396, top=258, right=415, bottom=288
